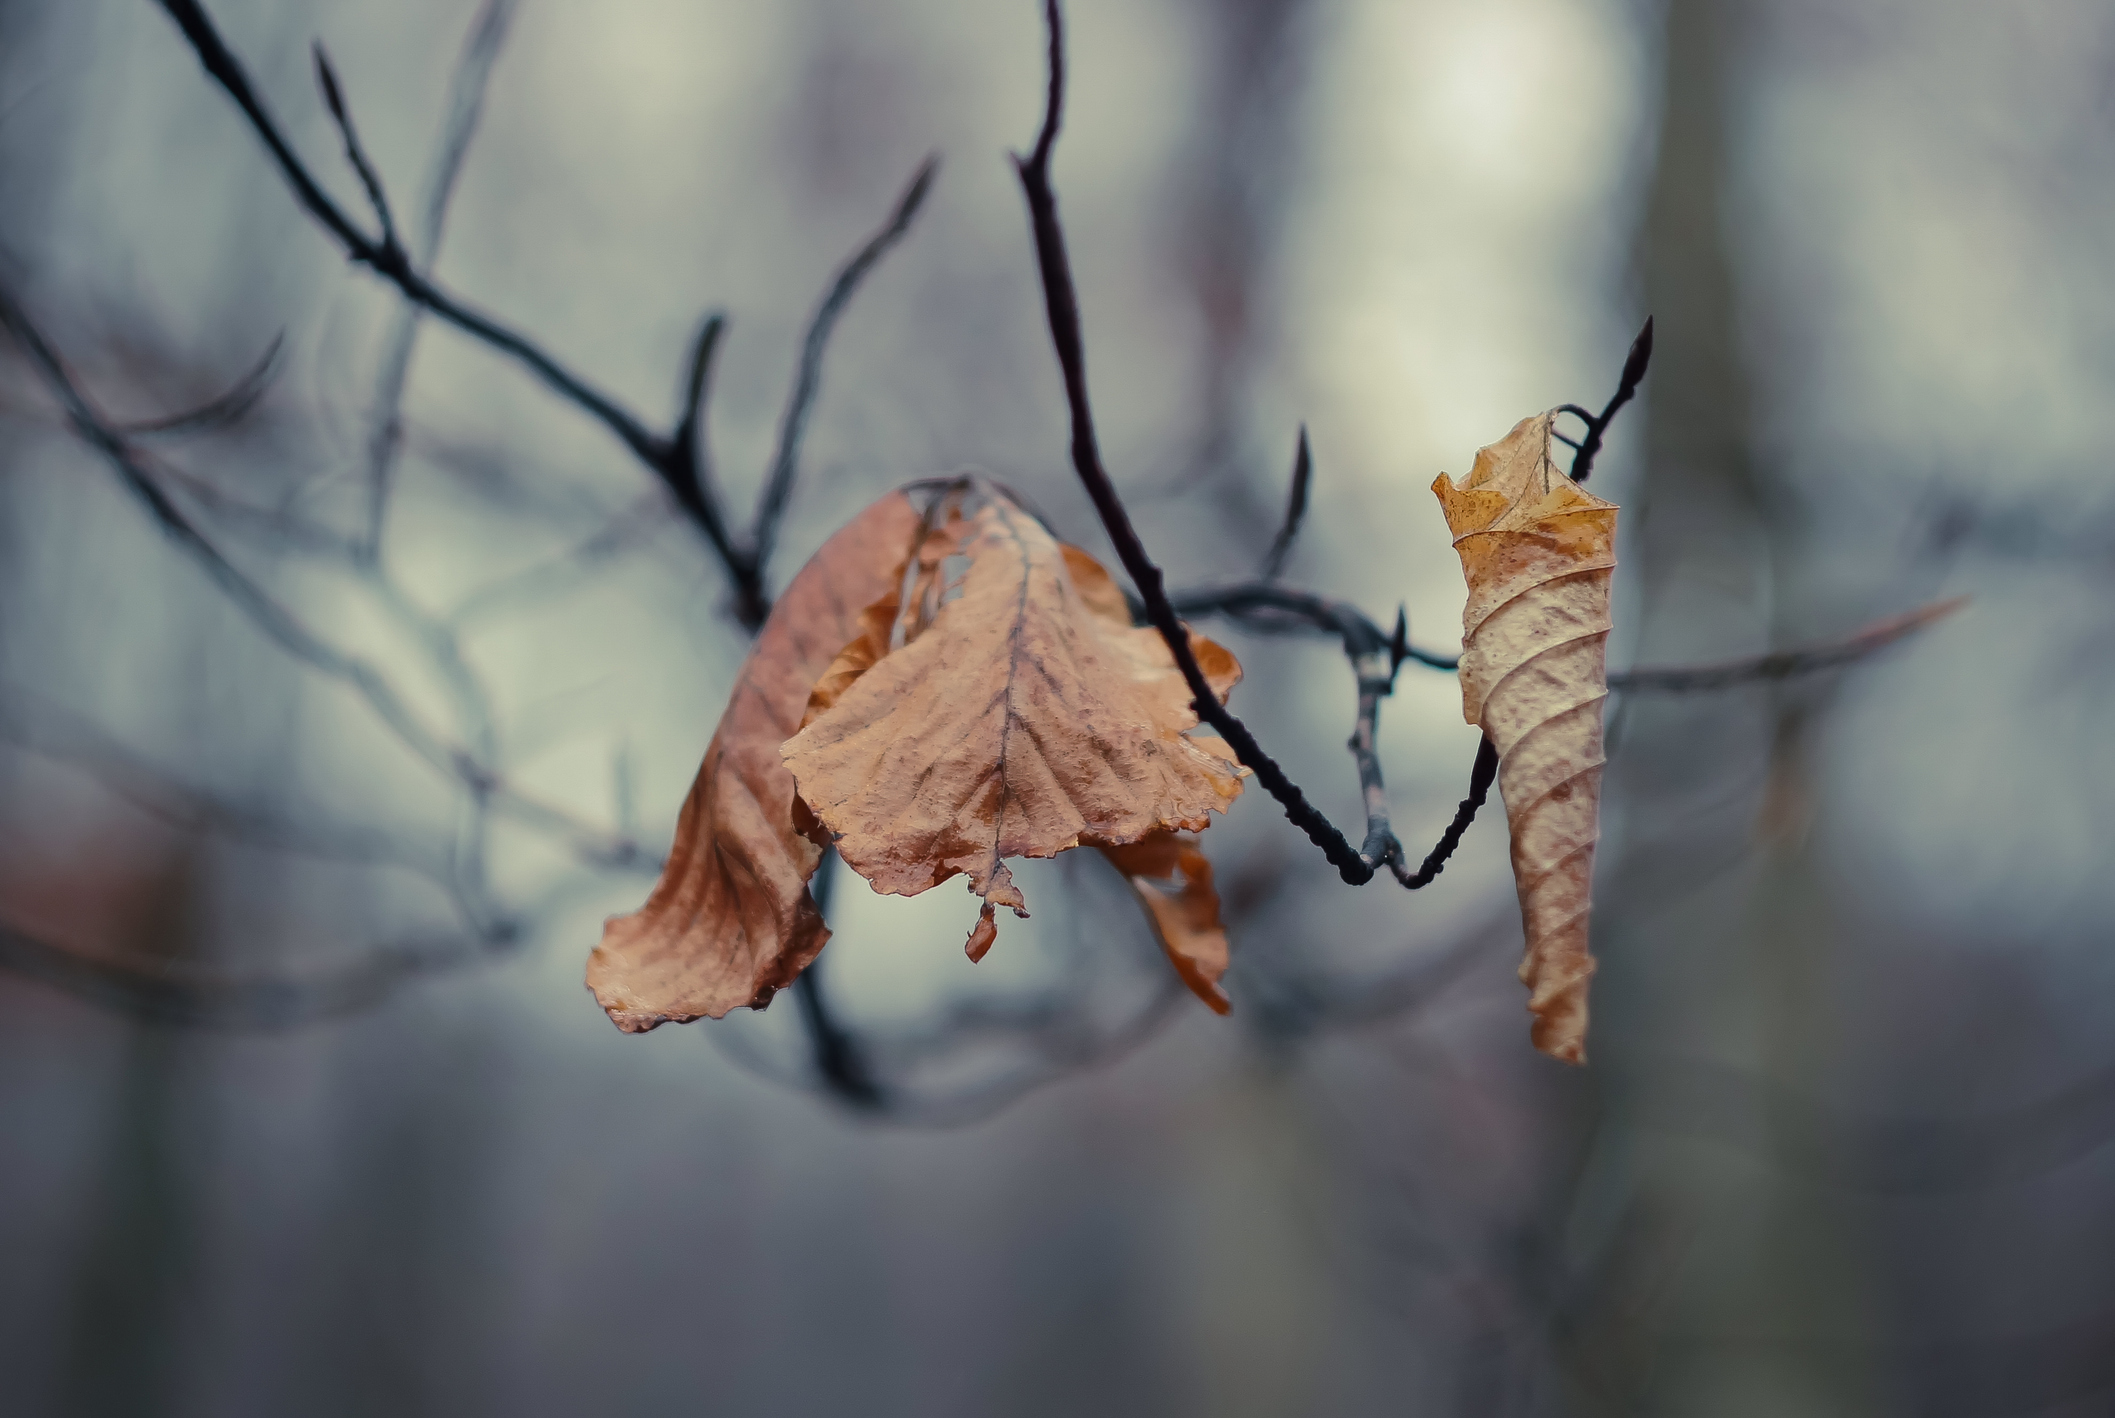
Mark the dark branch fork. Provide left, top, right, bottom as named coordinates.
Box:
left=1017, top=0, right=1951, bottom=895
left=1016, top=0, right=1383, bottom=886
left=0, top=2, right=928, bottom=1055
left=1017, top=0, right=1651, bottom=889
left=153, top=0, right=936, bottom=631
left=1555, top=317, right=1653, bottom=484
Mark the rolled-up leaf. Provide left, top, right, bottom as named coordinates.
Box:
left=1433, top=412, right=1617, bottom=1064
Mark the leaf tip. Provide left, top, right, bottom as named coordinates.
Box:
left=965, top=902, right=999, bottom=962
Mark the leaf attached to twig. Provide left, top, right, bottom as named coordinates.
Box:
left=585, top=491, right=924, bottom=1032
left=782, top=481, right=1243, bottom=963
left=1434, top=412, right=1618, bottom=1064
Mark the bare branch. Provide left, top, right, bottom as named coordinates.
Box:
left=0, top=286, right=646, bottom=878
left=114, top=332, right=282, bottom=438
left=1167, top=587, right=1960, bottom=890
left=790, top=852, right=884, bottom=1108
left=1611, top=598, right=1966, bottom=693
left=743, top=156, right=940, bottom=624
left=0, top=686, right=439, bottom=874
left=1258, top=424, right=1310, bottom=579
left=0, top=920, right=492, bottom=1030
left=411, top=0, right=517, bottom=260
left=671, top=312, right=727, bottom=509
left=311, top=43, right=401, bottom=257
left=1171, top=581, right=1458, bottom=670
left=362, top=0, right=520, bottom=559
left=154, top=0, right=680, bottom=489
left=1171, top=581, right=1481, bottom=888
left=1391, top=735, right=1497, bottom=888
left=1015, top=0, right=1379, bottom=884
left=153, top=0, right=934, bottom=616
left=1557, top=316, right=1653, bottom=485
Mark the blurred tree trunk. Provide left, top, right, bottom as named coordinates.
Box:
left=1567, top=0, right=1875, bottom=1412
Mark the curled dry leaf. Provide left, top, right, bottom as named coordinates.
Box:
left=782, top=482, right=1243, bottom=962
left=585, top=492, right=924, bottom=1032
left=1434, top=412, right=1618, bottom=1065
left=1098, top=831, right=1231, bottom=1014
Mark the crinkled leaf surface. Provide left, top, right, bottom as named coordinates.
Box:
left=585, top=491, right=923, bottom=1032
left=781, top=485, right=1242, bottom=959
left=1434, top=412, right=1617, bottom=1065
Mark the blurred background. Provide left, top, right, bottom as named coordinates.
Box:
left=2, top=0, right=2110, bottom=1413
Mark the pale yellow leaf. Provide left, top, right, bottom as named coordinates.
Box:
left=1434, top=412, right=1617, bottom=1064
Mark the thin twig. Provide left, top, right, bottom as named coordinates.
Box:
left=362, top=0, right=519, bottom=560
left=1557, top=316, right=1652, bottom=485
left=311, top=44, right=400, bottom=256
left=1611, top=598, right=1966, bottom=693
left=741, top=156, right=940, bottom=626
left=1258, top=424, right=1310, bottom=579
left=1171, top=581, right=1458, bottom=670
left=1392, top=736, right=1497, bottom=888
left=152, top=0, right=933, bottom=619
left=1015, top=0, right=1377, bottom=884
left=1170, top=581, right=1477, bottom=887
left=0, top=921, right=492, bottom=1030
left=0, top=684, right=451, bottom=887
left=113, top=333, right=283, bottom=438
left=0, top=287, right=645, bottom=878
left=669, top=311, right=727, bottom=531
left=154, top=0, right=673, bottom=477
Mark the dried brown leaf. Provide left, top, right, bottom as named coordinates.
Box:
left=1098, top=831, right=1231, bottom=1014
left=1434, top=412, right=1618, bottom=1065
left=781, top=485, right=1243, bottom=960
left=585, top=491, right=924, bottom=1032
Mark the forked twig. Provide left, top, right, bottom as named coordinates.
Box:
left=1015, top=0, right=1378, bottom=884
left=361, top=0, right=518, bottom=560
left=151, top=0, right=935, bottom=623
left=1557, top=317, right=1652, bottom=485
left=113, top=333, right=283, bottom=438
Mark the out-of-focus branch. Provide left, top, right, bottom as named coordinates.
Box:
left=0, top=285, right=664, bottom=1023
left=48, top=3, right=928, bottom=1081
left=446, top=493, right=667, bottom=627
left=790, top=852, right=884, bottom=1109
left=151, top=0, right=935, bottom=627
left=362, top=0, right=518, bottom=560
left=743, top=157, right=939, bottom=624
left=1257, top=425, right=1310, bottom=579
left=1609, top=598, right=1967, bottom=693
left=112, top=333, right=283, bottom=439
left=311, top=45, right=400, bottom=258
left=0, top=921, right=491, bottom=1030
left=0, top=685, right=449, bottom=888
